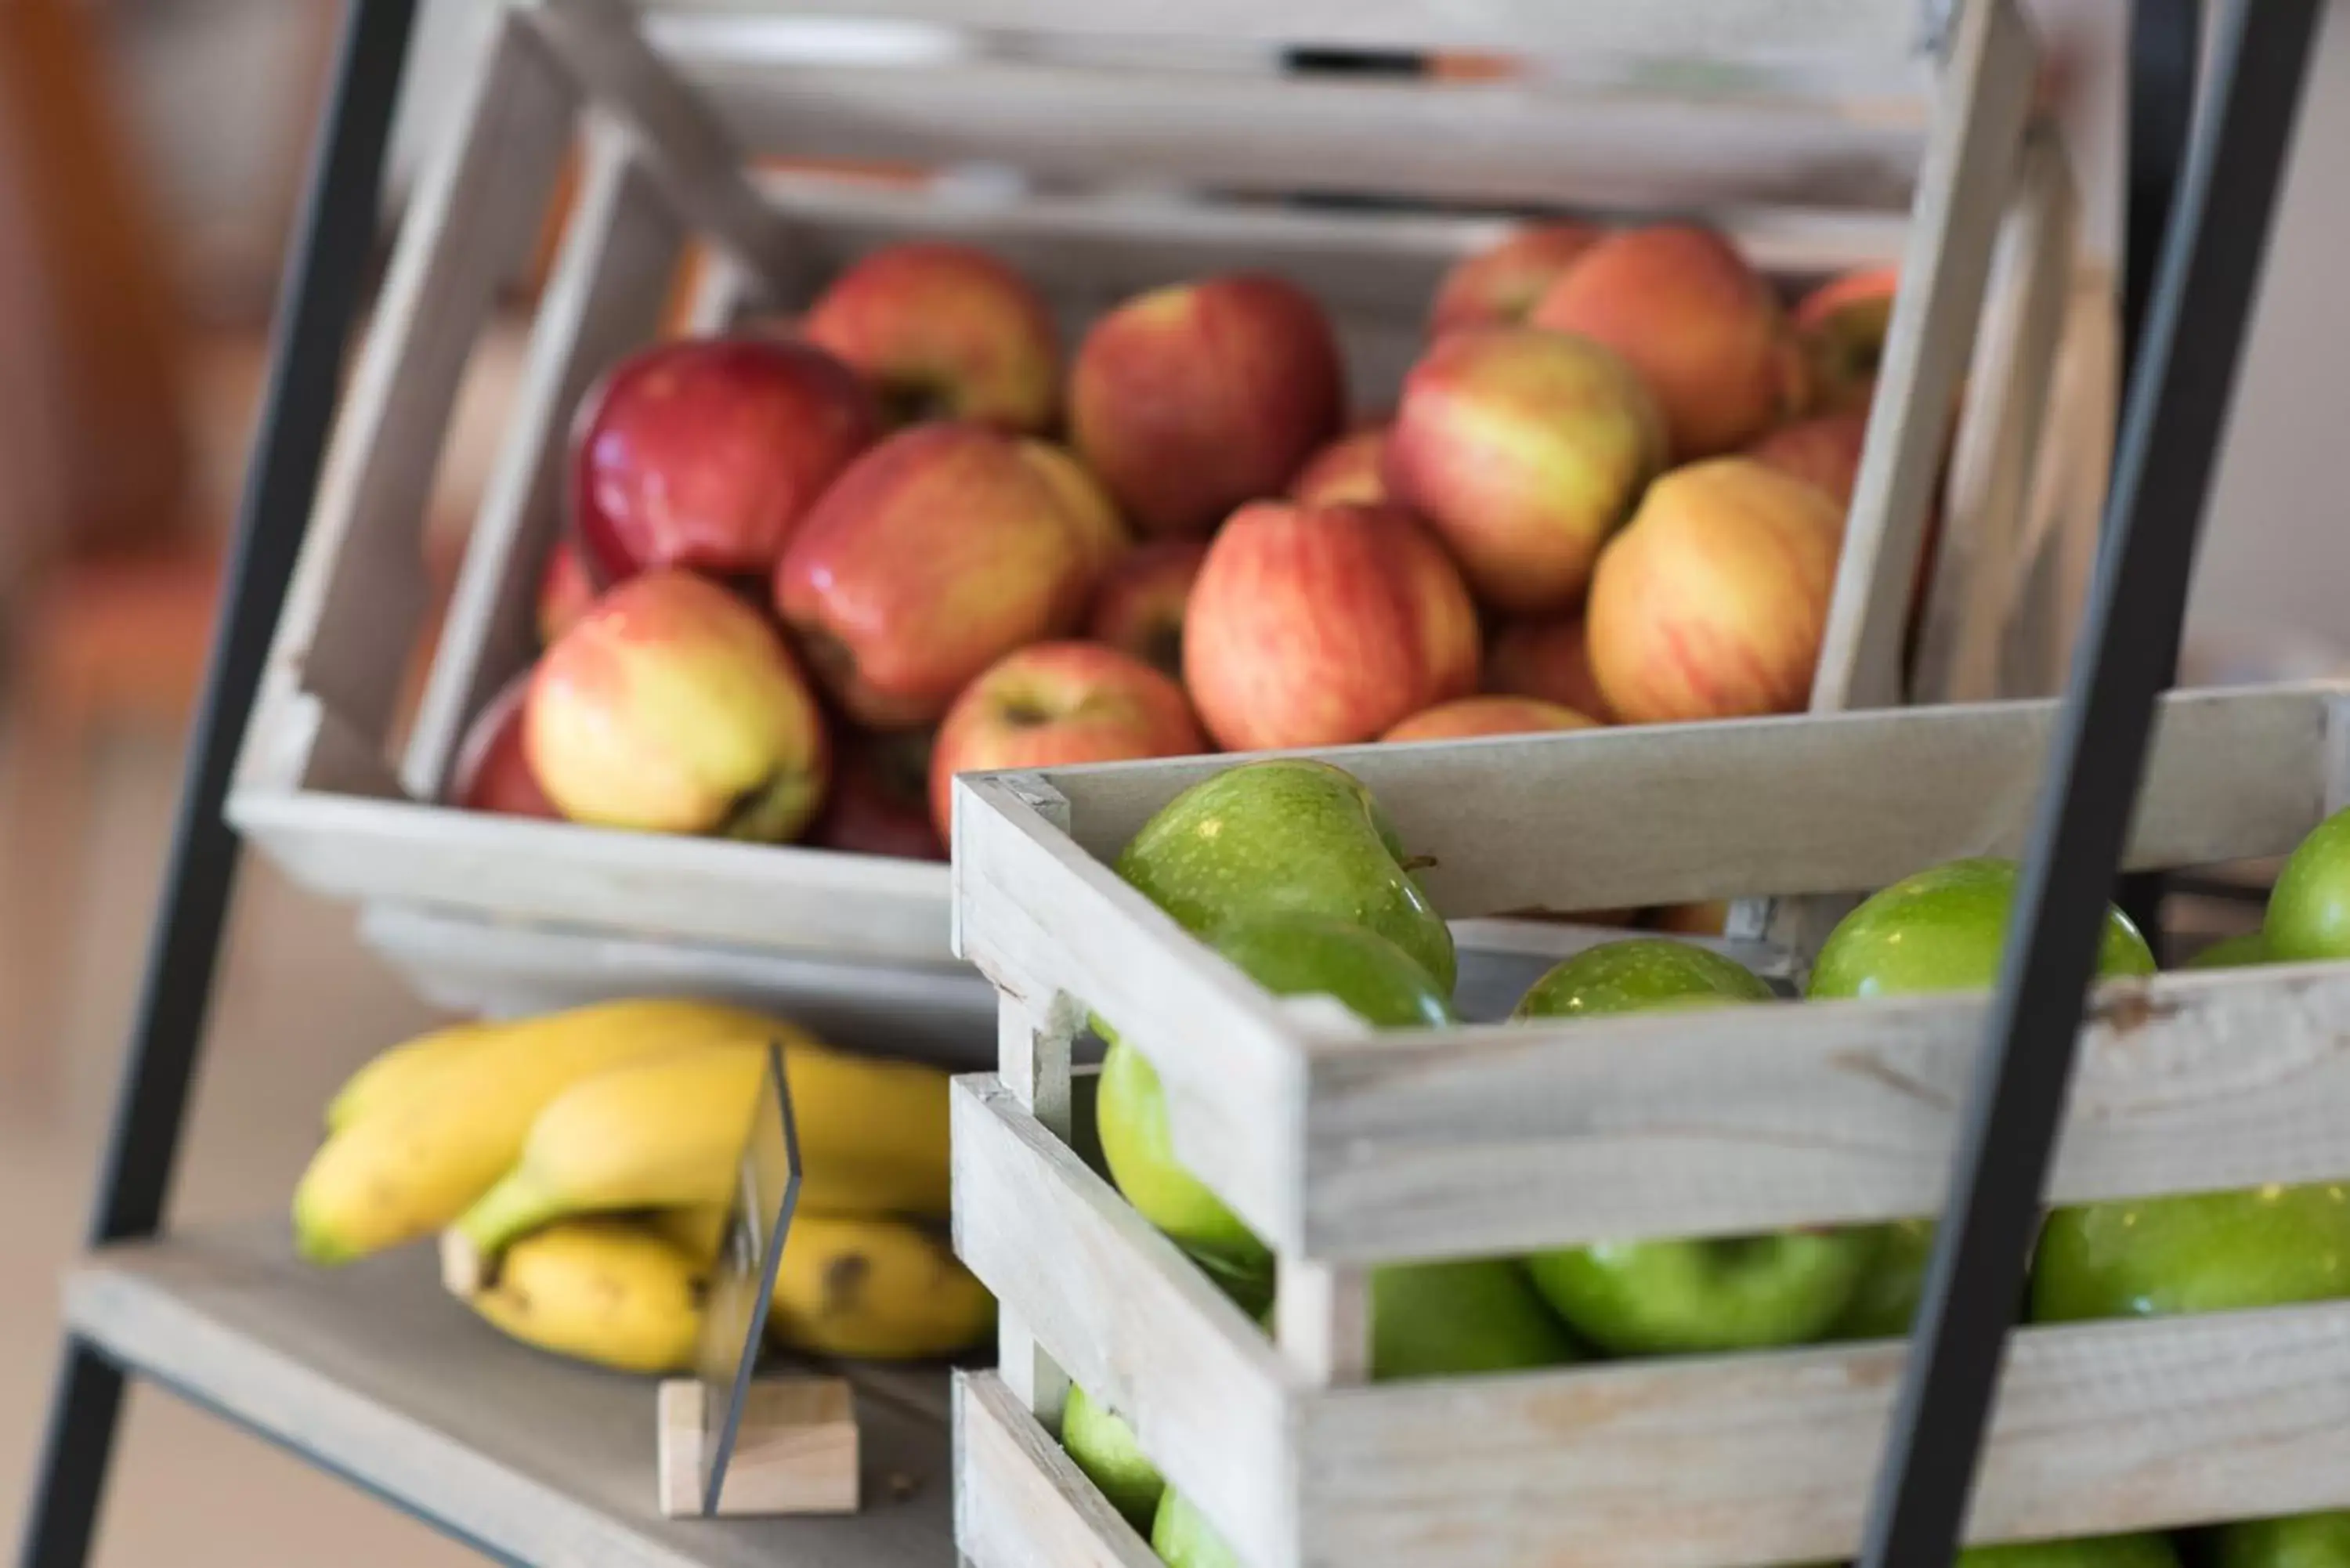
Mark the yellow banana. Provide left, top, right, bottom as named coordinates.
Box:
left=768, top=1212, right=994, bottom=1360
left=449, top=1040, right=951, bottom=1259
left=295, top=999, right=807, bottom=1264
left=649, top=1204, right=732, bottom=1270
left=325, top=1017, right=504, bottom=1133
left=456, top=1218, right=705, bottom=1375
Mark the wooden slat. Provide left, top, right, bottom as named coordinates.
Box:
left=951, top=1076, right=1299, bottom=1568
left=954, top=1372, right=1162, bottom=1568
left=1298, top=959, right=2350, bottom=1261
left=1298, top=1301, right=2350, bottom=1568
left=1024, top=685, right=2334, bottom=917
left=401, top=121, right=685, bottom=803
left=65, top=1224, right=953, bottom=1568
left=952, top=776, right=1313, bottom=1245
left=679, top=51, right=1927, bottom=213
left=250, top=16, right=577, bottom=789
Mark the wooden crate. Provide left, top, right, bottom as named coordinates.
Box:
left=229, top=0, right=2105, bottom=973
left=947, top=678, right=2350, bottom=1568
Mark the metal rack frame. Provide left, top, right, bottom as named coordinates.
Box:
left=14, top=2, right=2317, bottom=1564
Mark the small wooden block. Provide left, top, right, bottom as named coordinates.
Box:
left=656, top=1377, right=860, bottom=1519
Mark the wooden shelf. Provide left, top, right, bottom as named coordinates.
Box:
left=64, top=1223, right=956, bottom=1568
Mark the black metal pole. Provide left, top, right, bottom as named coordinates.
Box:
left=2114, top=0, right=2205, bottom=959
left=1855, top=5, right=2319, bottom=1566
left=16, top=5, right=416, bottom=1564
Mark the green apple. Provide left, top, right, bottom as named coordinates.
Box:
left=1152, top=1490, right=1242, bottom=1568
left=1517, top=943, right=1870, bottom=1354
left=1513, top=937, right=1775, bottom=1019
left=1959, top=1533, right=2182, bottom=1568
left=1828, top=1216, right=1936, bottom=1340
left=1114, top=758, right=1456, bottom=992
left=1061, top=1383, right=1163, bottom=1532
left=1097, top=913, right=1457, bottom=1288
left=1370, top=1259, right=1578, bottom=1380
left=2189, top=930, right=2276, bottom=968
left=2268, top=804, right=2350, bottom=961
left=1808, top=857, right=2156, bottom=1001
left=2032, top=1182, right=2350, bottom=1322
left=2216, top=1512, right=2350, bottom=1568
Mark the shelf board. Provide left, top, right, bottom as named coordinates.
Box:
left=64, top=1223, right=956, bottom=1568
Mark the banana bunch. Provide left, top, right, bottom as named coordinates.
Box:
left=299, top=997, right=990, bottom=1374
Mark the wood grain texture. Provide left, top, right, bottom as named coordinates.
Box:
left=951, top=1076, right=1298, bottom=1568
left=246, top=15, right=576, bottom=792
left=656, top=1378, right=859, bottom=1518
left=401, top=122, right=685, bottom=804
left=65, top=1223, right=952, bottom=1568
left=954, top=1372, right=1162, bottom=1568
left=996, top=993, right=1077, bottom=1431
left=1297, top=1302, right=2350, bottom=1568
left=1298, top=959, right=2350, bottom=1261
left=1021, top=685, right=2335, bottom=917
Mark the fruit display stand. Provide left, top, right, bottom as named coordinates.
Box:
left=225, top=0, right=2106, bottom=1004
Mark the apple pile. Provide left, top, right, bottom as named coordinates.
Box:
left=449, top=226, right=1907, bottom=861
left=1070, top=760, right=2350, bottom=1568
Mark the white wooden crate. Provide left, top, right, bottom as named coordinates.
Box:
left=230, top=0, right=2106, bottom=974
left=948, top=678, right=2350, bottom=1568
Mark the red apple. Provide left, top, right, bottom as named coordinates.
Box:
left=1531, top=225, right=1806, bottom=461
left=1746, top=410, right=1867, bottom=508
left=1086, top=539, right=1209, bottom=681
left=1585, top=457, right=1845, bottom=724
left=1071, top=273, right=1343, bottom=536
left=537, top=538, right=595, bottom=647
left=1427, top=222, right=1602, bottom=338
left=1184, top=500, right=1479, bottom=751
left=449, top=670, right=559, bottom=819
left=810, top=728, right=945, bottom=862
left=1385, top=326, right=1663, bottom=615
left=1795, top=265, right=1899, bottom=414
left=801, top=241, right=1061, bottom=433
left=1652, top=901, right=1730, bottom=937
left=570, top=337, right=881, bottom=585
left=1382, top=695, right=1598, bottom=743
left=527, top=569, right=830, bottom=840
left=774, top=424, right=1104, bottom=728
left=1289, top=426, right=1392, bottom=508
left=1486, top=613, right=1614, bottom=723
left=930, top=641, right=1206, bottom=842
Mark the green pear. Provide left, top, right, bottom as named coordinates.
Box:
left=1152, top=1489, right=1242, bottom=1568
left=2268, top=804, right=2350, bottom=961
left=2032, top=1183, right=2350, bottom=1322
left=1097, top=913, right=1456, bottom=1292
left=2188, top=930, right=2276, bottom=968
left=1370, top=1259, right=1578, bottom=1380
left=1808, top=857, right=2156, bottom=1001
left=1060, top=1384, right=1163, bottom=1533
left=1518, top=941, right=1871, bottom=1354
left=2216, top=1512, right=2350, bottom=1568
left=1114, top=758, right=1456, bottom=993
left=1958, top=1533, right=2182, bottom=1568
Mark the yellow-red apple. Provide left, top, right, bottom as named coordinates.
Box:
left=571, top=337, right=880, bottom=584
left=537, top=538, right=595, bottom=647
left=527, top=569, right=830, bottom=840
left=1184, top=500, right=1479, bottom=751
left=1747, top=410, right=1867, bottom=508
left=810, top=728, right=945, bottom=862
left=1086, top=539, right=1208, bottom=680
left=1385, top=326, right=1662, bottom=615
left=1585, top=457, right=1844, bottom=724
left=930, top=641, right=1206, bottom=842
left=1071, top=273, right=1343, bottom=536
left=1382, top=694, right=1597, bottom=743
left=1486, top=612, right=1614, bottom=722
left=450, top=670, right=559, bottom=819
left=1795, top=265, right=1898, bottom=414
left=1289, top=425, right=1392, bottom=507
left=1531, top=225, right=1806, bottom=461
left=1428, top=222, right=1601, bottom=338
left=802, top=241, right=1061, bottom=433
left=773, top=424, right=1103, bottom=728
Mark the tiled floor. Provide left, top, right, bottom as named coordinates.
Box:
left=0, top=728, right=478, bottom=1565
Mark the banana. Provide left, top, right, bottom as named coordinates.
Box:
left=455, top=1218, right=706, bottom=1375
left=324, top=1017, right=504, bottom=1133
left=449, top=1040, right=951, bottom=1259
left=295, top=999, right=806, bottom=1264
left=649, top=1204, right=732, bottom=1270
left=768, top=1212, right=994, bottom=1360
